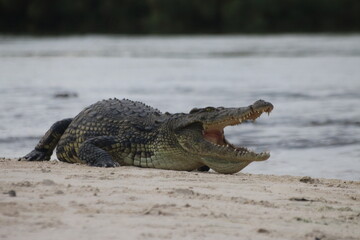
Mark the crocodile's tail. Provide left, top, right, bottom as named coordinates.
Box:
left=20, top=118, right=73, bottom=161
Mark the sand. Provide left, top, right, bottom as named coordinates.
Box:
left=0, top=158, right=359, bottom=240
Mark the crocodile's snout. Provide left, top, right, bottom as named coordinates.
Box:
left=250, top=100, right=274, bottom=114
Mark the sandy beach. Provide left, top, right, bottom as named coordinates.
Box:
left=0, top=158, right=359, bottom=240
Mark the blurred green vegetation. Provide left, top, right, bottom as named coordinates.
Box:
left=0, top=0, right=359, bottom=34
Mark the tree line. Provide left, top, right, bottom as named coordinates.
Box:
left=1, top=0, right=359, bottom=34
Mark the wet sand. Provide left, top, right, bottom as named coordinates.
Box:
left=0, top=158, right=359, bottom=240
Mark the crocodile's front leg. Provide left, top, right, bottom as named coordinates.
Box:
left=77, top=136, right=123, bottom=167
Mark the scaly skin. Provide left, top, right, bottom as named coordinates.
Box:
left=22, top=98, right=273, bottom=174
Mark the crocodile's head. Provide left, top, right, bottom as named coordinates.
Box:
left=171, top=100, right=274, bottom=174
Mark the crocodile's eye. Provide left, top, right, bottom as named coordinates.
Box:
left=205, top=107, right=216, bottom=112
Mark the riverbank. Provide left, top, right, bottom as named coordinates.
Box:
left=0, top=158, right=359, bottom=240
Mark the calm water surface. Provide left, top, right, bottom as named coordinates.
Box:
left=1, top=35, right=359, bottom=180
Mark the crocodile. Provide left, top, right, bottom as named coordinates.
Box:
left=22, top=98, right=273, bottom=174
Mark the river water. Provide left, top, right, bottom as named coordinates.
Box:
left=1, top=35, right=359, bottom=180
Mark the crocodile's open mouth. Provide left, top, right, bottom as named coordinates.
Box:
left=202, top=105, right=273, bottom=158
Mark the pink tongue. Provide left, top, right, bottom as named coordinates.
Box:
left=203, top=130, right=224, bottom=145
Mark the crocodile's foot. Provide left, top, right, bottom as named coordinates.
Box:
left=20, top=149, right=51, bottom=161
left=88, top=159, right=120, bottom=168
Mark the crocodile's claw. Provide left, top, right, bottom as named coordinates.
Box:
left=89, top=159, right=120, bottom=168
left=19, top=149, right=50, bottom=161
